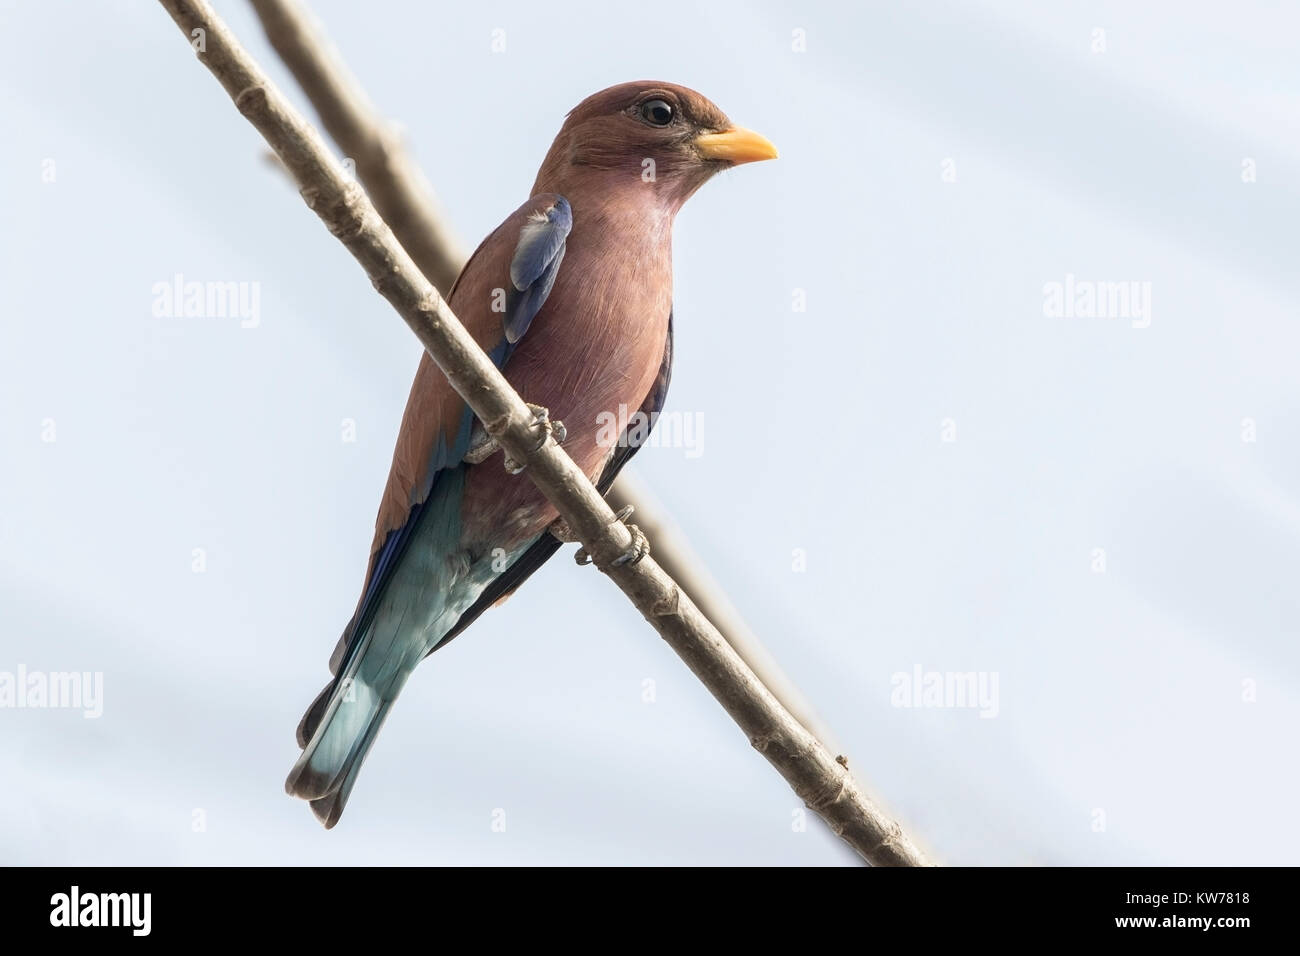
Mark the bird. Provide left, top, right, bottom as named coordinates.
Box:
left=285, top=81, right=777, bottom=827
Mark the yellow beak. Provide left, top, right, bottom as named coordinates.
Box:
left=694, top=127, right=779, bottom=165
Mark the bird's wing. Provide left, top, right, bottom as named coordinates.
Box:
left=326, top=194, right=572, bottom=676
left=431, top=313, right=675, bottom=654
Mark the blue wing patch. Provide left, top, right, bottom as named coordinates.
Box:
left=344, top=195, right=573, bottom=668
left=359, top=407, right=474, bottom=636
left=504, top=196, right=571, bottom=345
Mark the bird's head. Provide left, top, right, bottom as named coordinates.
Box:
left=532, top=81, right=778, bottom=211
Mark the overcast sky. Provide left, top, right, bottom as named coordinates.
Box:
left=2, top=0, right=1298, bottom=865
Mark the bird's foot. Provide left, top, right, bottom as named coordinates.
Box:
left=504, top=404, right=565, bottom=475
left=465, top=404, right=565, bottom=470
left=574, top=506, right=650, bottom=567
left=548, top=516, right=578, bottom=543
left=611, top=523, right=650, bottom=566
left=462, top=424, right=497, bottom=465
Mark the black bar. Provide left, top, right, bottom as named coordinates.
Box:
left=0, top=866, right=1280, bottom=942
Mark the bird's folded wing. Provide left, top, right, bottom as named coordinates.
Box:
left=328, top=194, right=572, bottom=675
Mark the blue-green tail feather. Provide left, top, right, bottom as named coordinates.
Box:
left=285, top=466, right=533, bottom=827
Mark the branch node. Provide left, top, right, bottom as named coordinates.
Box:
left=234, top=83, right=269, bottom=117
left=316, top=180, right=369, bottom=240
left=482, top=410, right=512, bottom=438
left=650, top=586, right=681, bottom=618
left=412, top=292, right=445, bottom=329
left=875, top=820, right=905, bottom=852
left=803, top=767, right=849, bottom=813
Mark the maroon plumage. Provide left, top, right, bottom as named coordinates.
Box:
left=287, top=82, right=776, bottom=827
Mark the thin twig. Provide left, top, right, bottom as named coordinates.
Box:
left=606, top=473, right=842, bottom=749
left=158, top=0, right=930, bottom=866
left=248, top=0, right=464, bottom=294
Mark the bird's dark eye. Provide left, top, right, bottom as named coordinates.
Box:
left=639, top=99, right=674, bottom=127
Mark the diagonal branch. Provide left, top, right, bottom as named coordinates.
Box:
left=248, top=0, right=464, bottom=295
left=158, top=0, right=930, bottom=866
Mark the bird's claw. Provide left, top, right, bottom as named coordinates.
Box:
left=468, top=404, right=564, bottom=470
left=574, top=506, right=648, bottom=567
left=463, top=426, right=497, bottom=465
left=549, top=516, right=578, bottom=543
left=503, top=404, right=565, bottom=475
left=611, top=523, right=649, bottom=566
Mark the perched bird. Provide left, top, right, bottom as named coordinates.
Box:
left=285, top=81, right=777, bottom=827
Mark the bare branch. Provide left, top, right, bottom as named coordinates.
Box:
left=248, top=0, right=464, bottom=294
left=158, top=0, right=930, bottom=866
left=606, top=473, right=842, bottom=749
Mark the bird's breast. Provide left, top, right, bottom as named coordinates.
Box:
left=459, top=220, right=673, bottom=550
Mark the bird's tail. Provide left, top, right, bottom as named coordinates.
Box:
left=285, top=467, right=491, bottom=828
left=283, top=669, right=403, bottom=828
left=284, top=619, right=423, bottom=828
left=284, top=465, right=536, bottom=827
